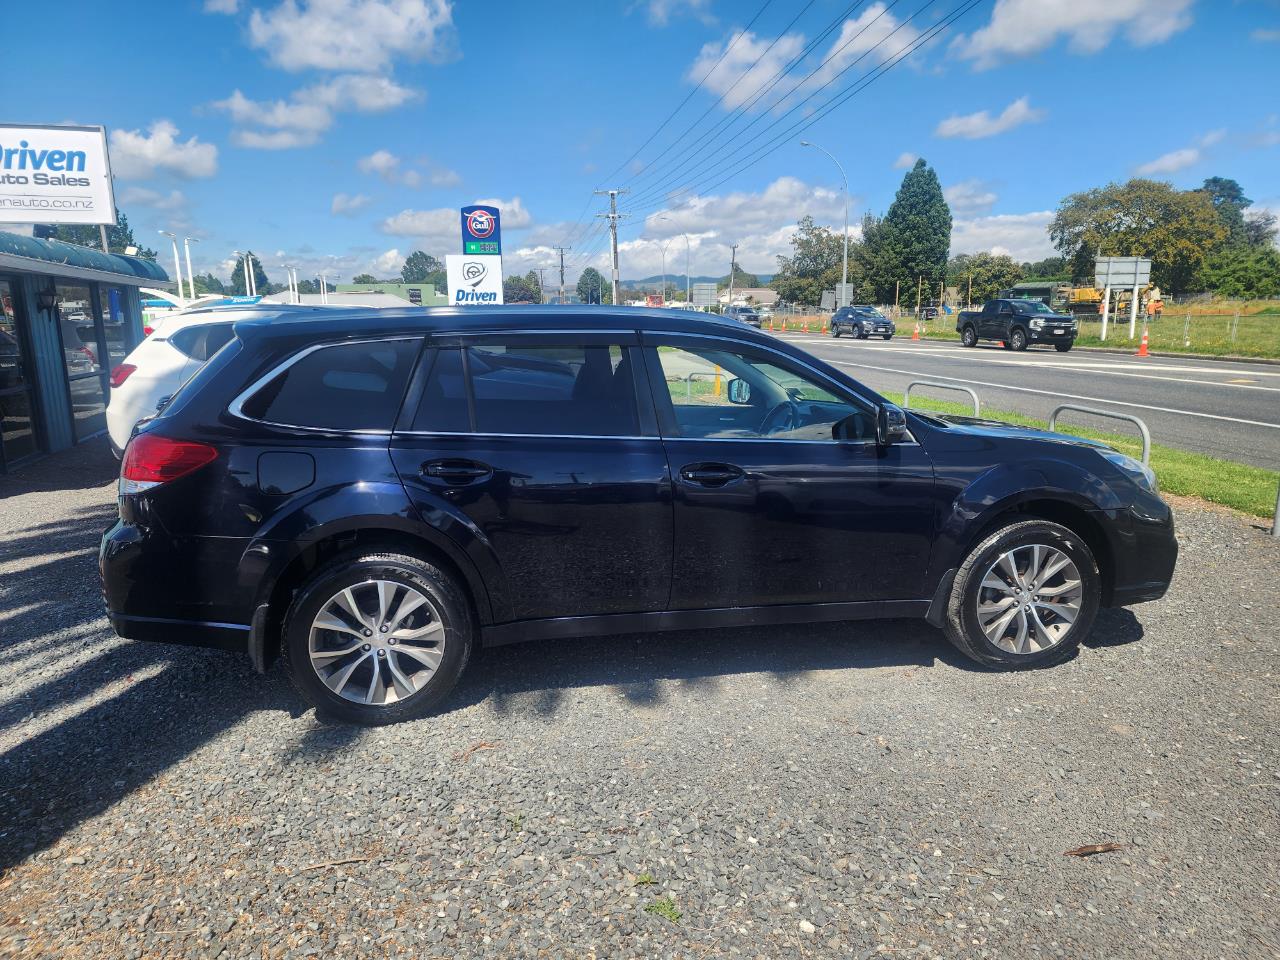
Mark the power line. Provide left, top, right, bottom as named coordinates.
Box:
left=594, top=189, right=630, bottom=305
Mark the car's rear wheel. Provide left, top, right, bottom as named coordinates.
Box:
left=960, top=325, right=977, bottom=348
left=942, top=519, right=1100, bottom=670
left=282, top=552, right=473, bottom=725
left=1010, top=328, right=1028, bottom=351
left=1055, top=342, right=1072, bottom=353
left=831, top=325, right=841, bottom=338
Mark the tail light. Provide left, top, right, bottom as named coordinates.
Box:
left=109, top=363, right=136, bottom=388
left=120, top=433, right=217, bottom=494
left=143, top=325, right=154, bottom=336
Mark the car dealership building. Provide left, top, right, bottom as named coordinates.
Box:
left=0, top=230, right=167, bottom=473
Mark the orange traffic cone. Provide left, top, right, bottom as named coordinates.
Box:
left=912, top=323, right=920, bottom=341
left=1136, top=325, right=1150, bottom=357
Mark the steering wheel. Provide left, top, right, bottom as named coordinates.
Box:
left=759, top=401, right=797, bottom=436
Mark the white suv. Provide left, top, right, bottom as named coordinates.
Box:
left=106, top=307, right=280, bottom=455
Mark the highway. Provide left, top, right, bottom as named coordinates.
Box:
left=775, top=333, right=1280, bottom=470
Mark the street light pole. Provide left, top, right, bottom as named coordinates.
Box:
left=182, top=237, right=199, bottom=302
left=800, top=140, right=849, bottom=308
left=159, top=231, right=185, bottom=303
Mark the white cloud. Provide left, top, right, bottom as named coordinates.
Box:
left=1134, top=129, right=1224, bottom=175
left=117, top=186, right=188, bottom=212
left=953, top=0, right=1194, bottom=69
left=1253, top=28, right=1280, bottom=42
left=371, top=248, right=404, bottom=275
left=640, top=0, right=714, bottom=26
left=203, top=0, right=239, bottom=12
left=893, top=152, right=919, bottom=170
left=474, top=197, right=532, bottom=229
left=688, top=30, right=806, bottom=110
left=248, top=0, right=457, bottom=73
left=380, top=198, right=529, bottom=257
left=331, top=192, right=371, bottom=216
left=950, top=211, right=1056, bottom=262
left=359, top=149, right=403, bottom=179
left=429, top=166, right=461, bottom=187
left=215, top=75, right=418, bottom=149
left=935, top=96, right=1045, bottom=139
left=109, top=121, right=218, bottom=179
left=944, top=179, right=998, bottom=216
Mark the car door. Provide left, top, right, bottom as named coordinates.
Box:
left=977, top=301, right=1000, bottom=339
left=389, top=333, right=673, bottom=623
left=641, top=334, right=936, bottom=610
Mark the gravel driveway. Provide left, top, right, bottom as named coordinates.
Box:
left=1, top=440, right=1277, bottom=959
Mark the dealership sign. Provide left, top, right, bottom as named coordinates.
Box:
left=460, top=204, right=501, bottom=255
left=445, top=254, right=504, bottom=305
left=0, top=124, right=116, bottom=226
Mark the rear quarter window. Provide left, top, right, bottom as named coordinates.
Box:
left=239, top=339, right=419, bottom=431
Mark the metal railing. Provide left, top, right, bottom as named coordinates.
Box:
left=1048, top=404, right=1152, bottom=466
left=903, top=380, right=980, bottom=417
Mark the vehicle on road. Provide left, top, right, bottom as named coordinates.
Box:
left=831, top=306, right=895, bottom=340
left=101, top=306, right=1177, bottom=724
left=957, top=298, right=1078, bottom=352
left=723, top=305, right=762, bottom=327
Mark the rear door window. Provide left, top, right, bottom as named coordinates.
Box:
left=240, top=339, right=419, bottom=431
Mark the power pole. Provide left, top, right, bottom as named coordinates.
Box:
left=553, top=245, right=571, bottom=304
left=594, top=188, right=629, bottom=305
left=727, top=243, right=739, bottom=311
left=535, top=267, right=548, bottom=303
left=915, top=275, right=923, bottom=315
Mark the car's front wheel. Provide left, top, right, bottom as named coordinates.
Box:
left=282, top=552, right=473, bottom=725
left=881, top=334, right=892, bottom=340
left=1010, top=328, right=1028, bottom=351
left=942, top=519, right=1100, bottom=669
left=831, top=325, right=841, bottom=338
left=1055, top=342, right=1073, bottom=353
left=960, top=325, right=977, bottom=348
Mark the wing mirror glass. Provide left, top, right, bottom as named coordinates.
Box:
left=727, top=378, right=751, bottom=404
left=875, top=402, right=908, bottom=446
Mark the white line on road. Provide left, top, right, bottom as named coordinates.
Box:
left=823, top=358, right=1280, bottom=431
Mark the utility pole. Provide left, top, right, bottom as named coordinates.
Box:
left=535, top=267, right=548, bottom=303
left=727, top=243, right=739, bottom=311
left=916, top=275, right=923, bottom=316
left=553, top=245, right=571, bottom=304
left=594, top=189, right=629, bottom=305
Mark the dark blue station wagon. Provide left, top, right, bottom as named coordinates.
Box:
left=101, top=307, right=1177, bottom=724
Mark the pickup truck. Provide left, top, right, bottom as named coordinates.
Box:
left=956, top=298, right=1077, bottom=352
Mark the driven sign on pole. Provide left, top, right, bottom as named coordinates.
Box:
left=0, top=123, right=116, bottom=226
left=460, top=204, right=501, bottom=255
left=446, top=254, right=504, bottom=305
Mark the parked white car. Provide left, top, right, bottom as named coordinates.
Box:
left=106, top=307, right=281, bottom=456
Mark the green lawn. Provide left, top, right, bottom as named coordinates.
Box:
left=883, top=390, right=1280, bottom=520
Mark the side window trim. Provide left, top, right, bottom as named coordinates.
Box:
left=228, top=336, right=423, bottom=434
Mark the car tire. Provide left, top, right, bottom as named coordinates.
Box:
left=882, top=334, right=892, bottom=341
left=281, top=552, right=474, bottom=725
left=1010, top=328, right=1028, bottom=351
left=831, top=325, right=841, bottom=338
left=942, top=519, right=1100, bottom=670
left=857, top=330, right=869, bottom=340
left=1055, top=343, right=1072, bottom=353
left=960, top=326, right=977, bottom=348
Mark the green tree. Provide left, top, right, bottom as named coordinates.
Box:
left=1198, top=245, right=1280, bottom=298
left=401, top=250, right=443, bottom=283
left=719, top=264, right=759, bottom=290
left=351, top=273, right=377, bottom=284
left=525, top=270, right=543, bottom=303
left=503, top=274, right=539, bottom=303
left=35, top=208, right=158, bottom=258
left=576, top=267, right=610, bottom=304
left=229, top=252, right=271, bottom=297
left=1021, top=256, right=1068, bottom=280
left=1198, top=177, right=1251, bottom=246
left=875, top=159, right=952, bottom=304
left=192, top=272, right=225, bottom=295
left=1049, top=179, right=1228, bottom=295
left=947, top=252, right=1023, bottom=305
left=1244, top=210, right=1278, bottom=249
left=771, top=216, right=844, bottom=305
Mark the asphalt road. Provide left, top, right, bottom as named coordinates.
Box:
left=775, top=333, right=1280, bottom=470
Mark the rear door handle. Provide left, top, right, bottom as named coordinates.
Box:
left=679, top=462, right=745, bottom=487
left=422, top=459, right=492, bottom=484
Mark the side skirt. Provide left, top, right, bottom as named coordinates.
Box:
left=481, top=599, right=931, bottom=648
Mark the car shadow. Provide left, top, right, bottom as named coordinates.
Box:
left=0, top=437, right=118, bottom=499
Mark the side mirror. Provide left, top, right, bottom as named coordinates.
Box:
left=727, top=378, right=751, bottom=404
left=875, top=402, right=908, bottom=446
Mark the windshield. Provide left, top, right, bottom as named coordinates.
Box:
left=1013, top=300, right=1055, bottom=314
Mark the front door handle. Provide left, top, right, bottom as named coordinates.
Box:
left=422, top=459, right=492, bottom=484
left=679, top=462, right=745, bottom=487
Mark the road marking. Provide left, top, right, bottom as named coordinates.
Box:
left=821, top=358, right=1280, bottom=431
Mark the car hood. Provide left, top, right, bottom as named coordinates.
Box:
left=924, top=414, right=1112, bottom=451
left=1018, top=312, right=1074, bottom=322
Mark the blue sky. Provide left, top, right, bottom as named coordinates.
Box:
left=8, top=0, right=1280, bottom=285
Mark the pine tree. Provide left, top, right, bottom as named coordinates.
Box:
left=876, top=159, right=952, bottom=304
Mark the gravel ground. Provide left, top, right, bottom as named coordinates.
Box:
left=1, top=440, right=1277, bottom=959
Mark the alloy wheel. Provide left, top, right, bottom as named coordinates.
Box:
left=308, top=579, right=445, bottom=706
left=975, top=544, right=1082, bottom=654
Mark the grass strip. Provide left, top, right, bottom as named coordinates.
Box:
left=881, top=390, right=1280, bottom=519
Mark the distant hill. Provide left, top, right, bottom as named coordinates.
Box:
left=620, top=274, right=773, bottom=290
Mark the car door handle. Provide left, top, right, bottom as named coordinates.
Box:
left=422, top=459, right=492, bottom=484
left=679, top=462, right=744, bottom=487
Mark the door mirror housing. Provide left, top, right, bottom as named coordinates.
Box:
left=726, top=378, right=751, bottom=405
left=875, top=403, right=908, bottom=446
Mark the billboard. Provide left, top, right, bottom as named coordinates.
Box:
left=0, top=124, right=116, bottom=226
left=446, top=254, right=504, bottom=305
left=1095, top=256, right=1151, bottom=291
left=691, top=282, right=717, bottom=307
left=460, top=204, right=501, bottom=255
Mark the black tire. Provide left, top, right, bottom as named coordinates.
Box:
left=1010, top=328, right=1028, bottom=351
left=942, top=519, right=1100, bottom=670
left=857, top=330, right=869, bottom=340
left=281, top=552, right=474, bottom=725
left=881, top=334, right=892, bottom=341
left=1055, top=342, right=1072, bottom=353
left=960, top=326, right=977, bottom=347
left=831, top=325, right=841, bottom=338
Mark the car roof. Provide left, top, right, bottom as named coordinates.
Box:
left=231, top=305, right=758, bottom=344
